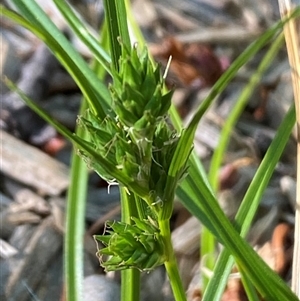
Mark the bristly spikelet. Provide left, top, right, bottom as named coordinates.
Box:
left=78, top=42, right=188, bottom=212
left=82, top=41, right=190, bottom=273
left=94, top=217, right=166, bottom=271
left=110, top=44, right=173, bottom=129
left=80, top=44, right=189, bottom=215
left=79, top=42, right=188, bottom=211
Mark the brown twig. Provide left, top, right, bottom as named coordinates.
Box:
left=271, top=223, right=293, bottom=275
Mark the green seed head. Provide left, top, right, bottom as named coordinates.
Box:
left=77, top=42, right=190, bottom=220
left=94, top=217, right=166, bottom=271
left=111, top=44, right=172, bottom=128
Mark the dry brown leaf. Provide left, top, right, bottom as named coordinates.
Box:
left=151, top=37, right=223, bottom=87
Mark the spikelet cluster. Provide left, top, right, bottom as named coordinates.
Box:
left=95, top=217, right=166, bottom=271
left=82, top=43, right=189, bottom=271
left=79, top=45, right=182, bottom=210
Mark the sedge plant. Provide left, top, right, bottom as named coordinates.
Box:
left=1, top=1, right=300, bottom=300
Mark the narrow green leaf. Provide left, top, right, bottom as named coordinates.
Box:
left=114, top=0, right=131, bottom=48
left=208, top=32, right=285, bottom=190
left=169, top=8, right=300, bottom=191
left=64, top=100, right=89, bottom=301
left=103, top=0, right=122, bottom=71
left=168, top=10, right=300, bottom=300
left=202, top=31, right=285, bottom=293
left=240, top=269, right=261, bottom=301
left=52, top=0, right=112, bottom=74
left=181, top=106, right=297, bottom=301
left=103, top=0, right=131, bottom=71
left=180, top=168, right=298, bottom=301
left=203, top=105, right=296, bottom=300
left=3, top=2, right=110, bottom=118
left=124, top=0, right=146, bottom=48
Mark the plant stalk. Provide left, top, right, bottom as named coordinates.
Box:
left=64, top=99, right=89, bottom=301
left=159, top=219, right=187, bottom=301
left=120, top=187, right=141, bottom=301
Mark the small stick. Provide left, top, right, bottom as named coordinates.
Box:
left=278, top=0, right=300, bottom=296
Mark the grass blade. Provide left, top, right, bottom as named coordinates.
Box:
left=103, top=0, right=122, bottom=70
left=114, top=0, right=131, bottom=48
left=4, top=2, right=110, bottom=117
left=166, top=10, right=299, bottom=222
left=182, top=8, right=299, bottom=153
left=52, top=0, right=111, bottom=74
left=64, top=100, right=89, bottom=301
left=240, top=269, right=261, bottom=301
left=208, top=33, right=284, bottom=189
left=172, top=9, right=300, bottom=301
left=180, top=162, right=298, bottom=300
left=201, top=31, right=285, bottom=293
left=201, top=105, right=297, bottom=300
left=103, top=0, right=131, bottom=71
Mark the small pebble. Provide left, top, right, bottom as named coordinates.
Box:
left=83, top=274, right=120, bottom=301
left=280, top=176, right=296, bottom=210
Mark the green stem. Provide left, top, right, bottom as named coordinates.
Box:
left=134, top=195, right=148, bottom=220
left=240, top=267, right=260, bottom=301
left=64, top=99, right=89, bottom=301
left=200, top=229, right=215, bottom=288
left=121, top=269, right=140, bottom=301
left=159, top=219, right=187, bottom=301
left=120, top=188, right=140, bottom=301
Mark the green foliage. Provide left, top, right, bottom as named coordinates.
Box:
left=2, top=1, right=300, bottom=301
left=64, top=100, right=89, bottom=301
